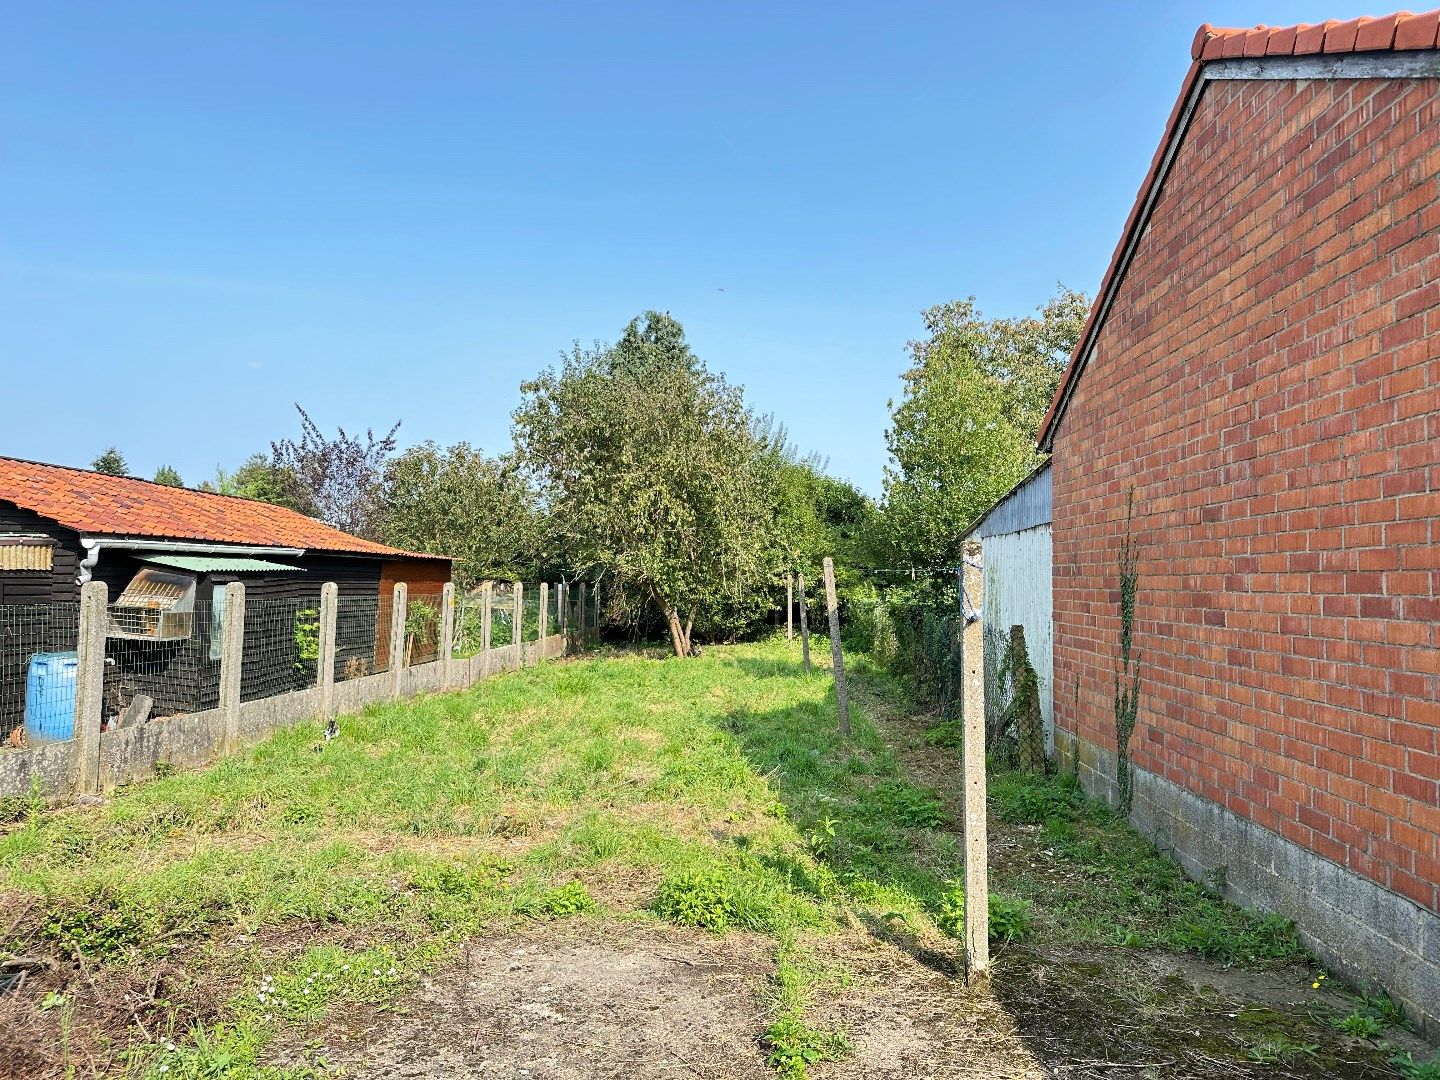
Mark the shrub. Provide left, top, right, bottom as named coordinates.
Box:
left=527, top=880, right=598, bottom=917
left=933, top=886, right=1033, bottom=943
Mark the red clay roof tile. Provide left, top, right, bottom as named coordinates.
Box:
left=1036, top=9, right=1440, bottom=449
left=1395, top=9, right=1440, bottom=46
left=0, top=455, right=447, bottom=562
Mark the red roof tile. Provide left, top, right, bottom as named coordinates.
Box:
left=0, top=456, right=446, bottom=561
left=1037, top=10, right=1440, bottom=449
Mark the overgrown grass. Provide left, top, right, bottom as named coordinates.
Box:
left=987, top=769, right=1305, bottom=963
left=1, top=638, right=1332, bottom=1078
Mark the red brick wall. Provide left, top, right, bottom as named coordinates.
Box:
left=1052, top=76, right=1440, bottom=914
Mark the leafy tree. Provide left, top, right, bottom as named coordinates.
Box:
left=199, top=453, right=312, bottom=513
left=881, top=287, right=1086, bottom=569
left=271, top=405, right=399, bottom=538
left=379, top=441, right=547, bottom=587
left=152, top=465, right=184, bottom=487
left=514, top=312, right=777, bottom=657
left=91, top=447, right=129, bottom=476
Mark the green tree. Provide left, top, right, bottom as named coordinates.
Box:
left=379, top=441, right=547, bottom=587
left=199, top=453, right=312, bottom=513
left=881, top=287, right=1086, bottom=569
left=514, top=311, right=778, bottom=657
left=152, top=465, right=184, bottom=487
left=91, top=447, right=129, bottom=476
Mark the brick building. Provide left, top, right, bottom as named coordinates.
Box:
left=1037, top=15, right=1440, bottom=1031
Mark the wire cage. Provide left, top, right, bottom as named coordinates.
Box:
left=104, top=600, right=211, bottom=722
left=0, top=603, right=82, bottom=745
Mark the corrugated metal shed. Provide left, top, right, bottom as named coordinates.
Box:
left=975, top=463, right=1051, bottom=538
left=139, top=555, right=301, bottom=574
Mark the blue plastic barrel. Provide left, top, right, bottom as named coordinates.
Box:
left=23, top=651, right=78, bottom=743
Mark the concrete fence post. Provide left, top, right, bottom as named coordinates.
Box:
left=440, top=581, right=455, bottom=687
left=74, top=580, right=108, bottom=796
left=962, top=615, right=989, bottom=985
left=219, top=581, right=246, bottom=753
left=538, top=582, right=549, bottom=649
left=389, top=583, right=407, bottom=699
left=786, top=574, right=794, bottom=640
left=822, top=557, right=851, bottom=736
left=577, top=582, right=587, bottom=645
left=318, top=582, right=338, bottom=719
left=512, top=582, right=524, bottom=668
left=481, top=582, right=493, bottom=677
left=559, top=582, right=569, bottom=642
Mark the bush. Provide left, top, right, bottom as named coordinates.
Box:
left=933, top=886, right=1033, bottom=943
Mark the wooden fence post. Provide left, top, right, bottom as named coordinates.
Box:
left=389, top=583, right=407, bottom=698
left=481, top=582, right=494, bottom=677
left=318, top=582, right=338, bottom=718
left=962, top=618, right=989, bottom=985
left=822, top=557, right=850, bottom=736
left=220, top=581, right=246, bottom=752
left=74, top=580, right=108, bottom=795
left=440, top=581, right=455, bottom=687
left=797, top=574, right=812, bottom=673
left=512, top=581, right=524, bottom=668
left=786, top=574, right=794, bottom=640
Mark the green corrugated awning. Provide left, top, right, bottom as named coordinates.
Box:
left=140, top=555, right=302, bottom=574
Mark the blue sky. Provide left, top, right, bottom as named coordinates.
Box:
left=0, top=2, right=1379, bottom=496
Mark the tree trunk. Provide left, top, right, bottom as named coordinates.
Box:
left=664, top=608, right=689, bottom=657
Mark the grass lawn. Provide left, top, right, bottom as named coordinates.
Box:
left=0, top=639, right=1430, bottom=1079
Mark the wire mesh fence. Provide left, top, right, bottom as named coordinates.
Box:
left=452, top=589, right=485, bottom=659
left=403, top=590, right=444, bottom=667
left=845, top=595, right=967, bottom=723
left=335, top=594, right=383, bottom=683
left=240, top=598, right=322, bottom=703
left=104, top=600, right=212, bottom=722
left=0, top=603, right=81, bottom=744
left=521, top=586, right=541, bottom=642
left=490, top=583, right=516, bottom=648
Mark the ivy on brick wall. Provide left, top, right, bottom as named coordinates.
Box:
left=1114, top=488, right=1142, bottom=813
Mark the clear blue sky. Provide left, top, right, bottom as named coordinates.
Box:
left=0, top=2, right=1379, bottom=496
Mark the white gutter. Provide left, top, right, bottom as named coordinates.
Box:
left=77, top=537, right=306, bottom=585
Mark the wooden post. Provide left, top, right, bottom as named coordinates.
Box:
left=786, top=574, right=794, bottom=640
left=388, top=583, right=407, bottom=698
left=961, top=619, right=989, bottom=985
left=481, top=582, right=494, bottom=677
left=74, top=580, right=108, bottom=795
left=440, top=581, right=455, bottom=687
left=220, top=581, right=246, bottom=752
left=822, top=557, right=850, bottom=736
left=797, top=574, right=812, bottom=673
left=538, top=582, right=549, bottom=649
left=512, top=581, right=524, bottom=668
left=318, top=582, right=338, bottom=718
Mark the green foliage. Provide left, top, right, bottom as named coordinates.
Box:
left=90, top=446, right=130, bottom=476
left=379, top=441, right=547, bottom=587
left=880, top=288, right=1087, bottom=568
left=1246, top=1033, right=1320, bottom=1064
left=652, top=870, right=743, bottom=932
left=153, top=464, right=184, bottom=487
left=292, top=608, right=320, bottom=680
left=200, top=453, right=312, bottom=513
left=997, top=624, right=1045, bottom=773
left=1392, top=1051, right=1440, bottom=1080
left=763, top=1014, right=850, bottom=1078
left=932, top=886, right=1033, bottom=943
left=525, top=880, right=597, bottom=917
left=514, top=312, right=779, bottom=655
left=1114, top=488, right=1142, bottom=813
left=1333, top=1011, right=1384, bottom=1039
left=853, top=781, right=945, bottom=829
